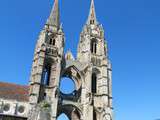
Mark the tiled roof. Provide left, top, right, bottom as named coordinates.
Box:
left=0, top=82, right=29, bottom=102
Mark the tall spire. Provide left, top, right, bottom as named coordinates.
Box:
left=87, top=0, right=97, bottom=25
left=47, top=0, right=60, bottom=28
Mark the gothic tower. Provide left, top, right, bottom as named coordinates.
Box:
left=28, top=0, right=65, bottom=119
left=28, top=0, right=113, bottom=120
left=77, top=0, right=113, bottom=119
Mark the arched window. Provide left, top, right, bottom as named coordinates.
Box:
left=52, top=39, right=55, bottom=45
left=90, top=20, right=95, bottom=24
left=92, top=73, right=97, bottom=93
left=91, top=39, right=97, bottom=54
left=42, top=65, right=51, bottom=86
left=49, top=38, right=55, bottom=46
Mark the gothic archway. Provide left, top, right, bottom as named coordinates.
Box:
left=61, top=66, right=82, bottom=90
left=59, top=65, right=83, bottom=101
left=57, top=104, right=82, bottom=120
left=57, top=113, right=69, bottom=120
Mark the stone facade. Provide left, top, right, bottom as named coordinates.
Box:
left=0, top=0, right=113, bottom=120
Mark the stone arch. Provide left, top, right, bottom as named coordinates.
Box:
left=57, top=104, right=82, bottom=120
left=60, top=65, right=83, bottom=101
left=61, top=65, right=83, bottom=92
left=57, top=113, right=69, bottom=120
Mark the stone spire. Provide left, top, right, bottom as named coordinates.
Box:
left=87, top=0, right=97, bottom=25
left=47, top=0, right=60, bottom=28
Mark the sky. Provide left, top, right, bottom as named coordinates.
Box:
left=0, top=0, right=160, bottom=120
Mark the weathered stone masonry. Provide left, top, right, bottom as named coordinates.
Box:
left=0, top=0, right=113, bottom=120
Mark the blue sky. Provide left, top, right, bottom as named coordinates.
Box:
left=0, top=0, right=160, bottom=120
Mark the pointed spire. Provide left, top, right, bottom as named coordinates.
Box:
left=47, top=0, right=60, bottom=28
left=87, top=0, right=97, bottom=25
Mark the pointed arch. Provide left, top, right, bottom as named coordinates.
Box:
left=41, top=58, right=55, bottom=86
left=91, top=38, right=97, bottom=54
left=57, top=104, right=82, bottom=120
left=62, top=65, right=83, bottom=91
left=57, top=113, right=69, bottom=120
left=49, top=38, right=56, bottom=46
left=60, top=65, right=83, bottom=101
left=42, top=65, right=51, bottom=86
left=92, top=68, right=100, bottom=94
